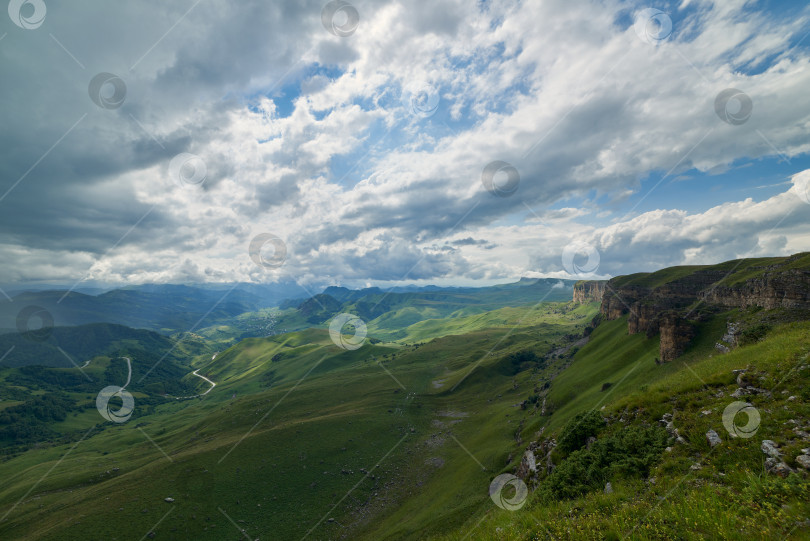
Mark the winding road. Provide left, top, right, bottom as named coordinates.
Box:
left=190, top=368, right=216, bottom=396
left=174, top=353, right=217, bottom=400
left=121, top=357, right=132, bottom=388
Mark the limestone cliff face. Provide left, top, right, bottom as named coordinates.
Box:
left=597, top=254, right=810, bottom=362
left=658, top=314, right=696, bottom=362
left=700, top=269, right=810, bottom=309
left=573, top=281, right=607, bottom=304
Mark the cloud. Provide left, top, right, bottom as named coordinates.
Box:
left=1, top=0, right=810, bottom=288
left=524, top=179, right=809, bottom=277
left=450, top=237, right=490, bottom=247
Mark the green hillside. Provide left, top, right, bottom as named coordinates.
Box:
left=0, top=258, right=809, bottom=540
left=610, top=252, right=810, bottom=290
left=0, top=300, right=595, bottom=540
left=0, top=324, right=207, bottom=456
left=0, top=323, right=193, bottom=368
left=435, top=316, right=810, bottom=540
left=197, top=278, right=578, bottom=348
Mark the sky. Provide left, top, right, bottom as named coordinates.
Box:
left=1, top=0, right=810, bottom=290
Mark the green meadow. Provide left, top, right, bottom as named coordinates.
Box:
left=1, top=289, right=808, bottom=539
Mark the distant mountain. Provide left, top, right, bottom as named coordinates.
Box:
left=322, top=286, right=384, bottom=302
left=0, top=282, right=303, bottom=334
left=0, top=322, right=191, bottom=368
left=297, top=294, right=344, bottom=323
left=275, top=277, right=577, bottom=338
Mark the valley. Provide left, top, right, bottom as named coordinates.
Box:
left=0, top=257, right=808, bottom=540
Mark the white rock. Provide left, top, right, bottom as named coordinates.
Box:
left=761, top=440, right=781, bottom=459
left=706, top=429, right=722, bottom=448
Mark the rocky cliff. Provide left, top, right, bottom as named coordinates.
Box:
left=573, top=280, right=607, bottom=304
left=596, top=253, right=810, bottom=362
left=700, top=268, right=810, bottom=309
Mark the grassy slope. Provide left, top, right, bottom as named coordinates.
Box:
left=195, top=281, right=578, bottom=348
left=0, top=302, right=596, bottom=540
left=610, top=252, right=810, bottom=290
left=371, top=302, right=596, bottom=344
left=432, top=314, right=810, bottom=540
left=2, top=293, right=809, bottom=540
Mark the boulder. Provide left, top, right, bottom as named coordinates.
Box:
left=793, top=428, right=810, bottom=441
left=764, top=457, right=794, bottom=478
left=706, top=429, right=722, bottom=448
left=516, top=449, right=537, bottom=480
left=761, top=440, right=781, bottom=459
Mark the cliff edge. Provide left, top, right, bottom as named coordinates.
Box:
left=594, top=253, right=810, bottom=361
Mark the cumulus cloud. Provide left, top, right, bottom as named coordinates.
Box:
left=1, top=0, right=810, bottom=288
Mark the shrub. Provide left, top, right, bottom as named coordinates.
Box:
left=501, top=350, right=545, bottom=375
left=544, top=424, right=668, bottom=499
left=557, top=410, right=606, bottom=455
left=738, top=323, right=770, bottom=346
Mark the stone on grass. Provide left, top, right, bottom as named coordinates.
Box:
left=764, top=457, right=793, bottom=478
left=761, top=440, right=781, bottom=459
left=706, top=429, right=722, bottom=448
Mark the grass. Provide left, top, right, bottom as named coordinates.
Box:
left=608, top=253, right=810, bottom=291
left=0, top=298, right=808, bottom=540
left=431, top=318, right=810, bottom=540
left=0, top=302, right=595, bottom=540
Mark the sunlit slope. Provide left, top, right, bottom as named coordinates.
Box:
left=368, top=302, right=596, bottom=343
left=5, top=297, right=808, bottom=540
left=0, top=302, right=595, bottom=540
left=196, top=279, right=578, bottom=348
left=432, top=312, right=810, bottom=540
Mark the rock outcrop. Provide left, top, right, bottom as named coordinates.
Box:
left=659, top=314, right=696, bottom=362
left=573, top=280, right=607, bottom=304
left=701, top=268, right=810, bottom=309
left=515, top=449, right=537, bottom=481
left=595, top=253, right=810, bottom=362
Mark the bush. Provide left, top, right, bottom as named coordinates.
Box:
left=501, top=350, right=545, bottom=375
left=557, top=410, right=606, bottom=455
left=544, top=424, right=668, bottom=499
left=742, top=471, right=808, bottom=505
left=738, top=323, right=770, bottom=346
